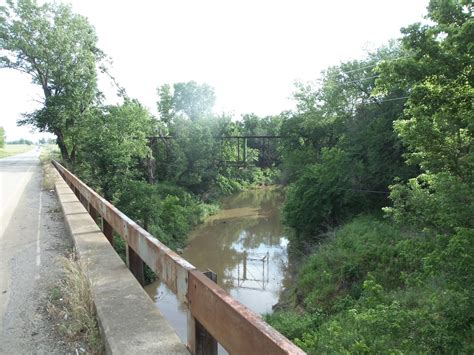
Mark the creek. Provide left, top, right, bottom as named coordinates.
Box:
left=145, top=187, right=293, bottom=344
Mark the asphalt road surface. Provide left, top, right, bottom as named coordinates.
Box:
left=0, top=149, right=72, bottom=353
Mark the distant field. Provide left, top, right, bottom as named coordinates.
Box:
left=0, top=144, right=35, bottom=158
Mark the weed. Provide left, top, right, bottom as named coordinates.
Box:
left=40, top=145, right=60, bottom=190
left=47, top=252, right=104, bottom=354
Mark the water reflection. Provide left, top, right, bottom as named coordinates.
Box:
left=145, top=188, right=292, bottom=345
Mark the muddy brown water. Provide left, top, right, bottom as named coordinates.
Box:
left=145, top=188, right=293, bottom=346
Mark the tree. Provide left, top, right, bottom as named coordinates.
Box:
left=172, top=81, right=215, bottom=121
left=116, top=180, right=162, bottom=231
left=154, top=81, right=224, bottom=193
left=283, top=148, right=362, bottom=238
left=156, top=84, right=175, bottom=125
left=156, top=81, right=216, bottom=123
left=165, top=118, right=219, bottom=194
left=280, top=48, right=415, bottom=238
left=0, top=0, right=104, bottom=163
left=377, top=0, right=473, bottom=234
left=76, top=100, right=153, bottom=200
left=0, top=127, right=5, bottom=148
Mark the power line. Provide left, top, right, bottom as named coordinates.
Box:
left=340, top=55, right=411, bottom=75
left=315, top=95, right=408, bottom=114
left=373, top=96, right=409, bottom=103
left=342, top=75, right=380, bottom=85
left=341, top=62, right=380, bottom=74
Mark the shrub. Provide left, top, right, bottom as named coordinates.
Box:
left=283, top=148, right=366, bottom=239
left=268, top=217, right=474, bottom=353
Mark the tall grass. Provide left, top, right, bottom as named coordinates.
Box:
left=48, top=253, right=103, bottom=354
left=39, top=145, right=60, bottom=190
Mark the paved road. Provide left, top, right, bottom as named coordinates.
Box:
left=0, top=149, right=72, bottom=353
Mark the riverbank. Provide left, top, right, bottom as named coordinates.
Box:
left=266, top=214, right=474, bottom=353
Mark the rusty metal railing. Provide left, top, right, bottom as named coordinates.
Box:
left=52, top=160, right=304, bottom=355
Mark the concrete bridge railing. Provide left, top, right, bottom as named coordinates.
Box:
left=52, top=160, right=305, bottom=355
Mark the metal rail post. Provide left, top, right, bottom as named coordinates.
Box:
left=237, top=137, right=240, bottom=163
left=128, top=246, right=145, bottom=286
left=243, top=137, right=247, bottom=164
left=89, top=204, right=98, bottom=224
left=188, top=270, right=218, bottom=355
left=102, top=219, right=114, bottom=247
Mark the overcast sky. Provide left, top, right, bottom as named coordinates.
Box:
left=0, top=0, right=429, bottom=141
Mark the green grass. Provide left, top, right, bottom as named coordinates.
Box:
left=267, top=216, right=474, bottom=354
left=40, top=145, right=60, bottom=189
left=0, top=144, right=35, bottom=158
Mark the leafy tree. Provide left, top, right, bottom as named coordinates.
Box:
left=165, top=117, right=219, bottom=194
left=281, top=47, right=414, bottom=238
left=272, top=2, right=474, bottom=353
left=76, top=100, right=152, bottom=200
left=283, top=148, right=362, bottom=238
left=0, top=0, right=104, bottom=163
left=155, top=83, right=247, bottom=194
left=0, top=127, right=5, bottom=148
left=377, top=0, right=473, bottom=234
left=172, top=81, right=215, bottom=121
left=155, top=81, right=284, bottom=194
left=156, top=84, right=175, bottom=125
left=116, top=180, right=162, bottom=231
left=281, top=44, right=409, bottom=174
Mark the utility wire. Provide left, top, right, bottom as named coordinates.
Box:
left=340, top=55, right=411, bottom=75
left=342, top=75, right=380, bottom=85
left=343, top=95, right=409, bottom=106
left=372, top=96, right=409, bottom=103
left=341, top=62, right=380, bottom=74
left=315, top=95, right=409, bottom=114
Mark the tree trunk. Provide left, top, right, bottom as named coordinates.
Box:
left=70, top=144, right=77, bottom=165
left=146, top=155, right=156, bottom=184
left=146, top=138, right=157, bottom=184
left=55, top=131, right=70, bottom=164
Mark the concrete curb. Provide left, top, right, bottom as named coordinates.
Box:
left=53, top=170, right=189, bottom=354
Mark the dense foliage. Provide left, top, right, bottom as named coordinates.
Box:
left=280, top=45, right=416, bottom=240
left=268, top=1, right=473, bottom=353
left=268, top=216, right=474, bottom=353
left=2, top=0, right=472, bottom=351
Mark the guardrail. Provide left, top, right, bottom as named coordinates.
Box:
left=52, top=160, right=305, bottom=355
